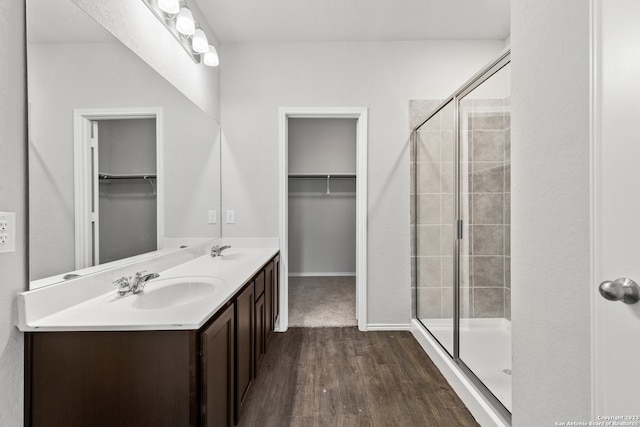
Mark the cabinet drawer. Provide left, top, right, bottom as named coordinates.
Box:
left=254, top=270, right=265, bottom=299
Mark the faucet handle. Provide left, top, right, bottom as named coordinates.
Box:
left=133, top=271, right=147, bottom=281
left=113, top=276, right=132, bottom=296
left=113, top=277, right=129, bottom=287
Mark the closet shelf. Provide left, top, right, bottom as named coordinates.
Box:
left=288, top=173, right=355, bottom=196
left=98, top=173, right=157, bottom=180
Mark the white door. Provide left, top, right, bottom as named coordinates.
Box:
left=595, top=0, right=640, bottom=416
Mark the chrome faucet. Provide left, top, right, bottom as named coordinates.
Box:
left=211, top=245, right=231, bottom=258
left=114, top=271, right=160, bottom=297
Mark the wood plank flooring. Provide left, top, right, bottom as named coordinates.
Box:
left=238, top=327, right=479, bottom=427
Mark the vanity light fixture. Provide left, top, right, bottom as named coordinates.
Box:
left=141, top=0, right=219, bottom=67
left=175, top=6, right=195, bottom=36
left=203, top=44, right=219, bottom=67
left=157, top=0, right=179, bottom=14
left=192, top=28, right=209, bottom=53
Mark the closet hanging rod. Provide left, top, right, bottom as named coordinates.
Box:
left=288, top=173, right=355, bottom=195
left=98, top=173, right=157, bottom=180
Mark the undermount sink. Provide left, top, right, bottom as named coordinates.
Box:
left=132, top=276, right=225, bottom=310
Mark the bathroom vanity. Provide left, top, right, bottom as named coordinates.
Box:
left=19, top=247, right=280, bottom=427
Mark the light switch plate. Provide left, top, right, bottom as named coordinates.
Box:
left=226, top=210, right=235, bottom=224
left=208, top=210, right=217, bottom=224
left=0, top=212, right=16, bottom=253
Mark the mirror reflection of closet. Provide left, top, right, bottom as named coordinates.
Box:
left=95, top=118, right=157, bottom=265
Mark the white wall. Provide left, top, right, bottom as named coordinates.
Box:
left=28, top=42, right=220, bottom=280
left=511, top=0, right=592, bottom=424
left=220, top=40, right=504, bottom=326
left=72, top=0, right=221, bottom=121
left=288, top=118, right=357, bottom=174
left=0, top=0, right=26, bottom=424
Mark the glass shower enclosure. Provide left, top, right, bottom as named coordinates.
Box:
left=411, top=51, right=511, bottom=417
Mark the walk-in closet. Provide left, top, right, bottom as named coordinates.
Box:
left=287, top=118, right=357, bottom=327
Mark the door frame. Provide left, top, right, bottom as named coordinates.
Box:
left=590, top=0, right=601, bottom=416
left=278, top=107, right=368, bottom=331
left=73, top=107, right=164, bottom=269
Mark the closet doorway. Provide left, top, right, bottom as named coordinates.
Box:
left=279, top=108, right=368, bottom=331
left=73, top=108, right=163, bottom=269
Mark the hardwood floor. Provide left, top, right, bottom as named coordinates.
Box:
left=238, top=327, right=479, bottom=427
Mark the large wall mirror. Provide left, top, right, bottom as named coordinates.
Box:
left=27, top=0, right=221, bottom=288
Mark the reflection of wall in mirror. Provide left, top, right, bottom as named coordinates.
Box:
left=72, top=0, right=220, bottom=120
left=28, top=41, right=221, bottom=280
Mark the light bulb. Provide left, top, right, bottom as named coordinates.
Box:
left=158, top=0, right=179, bottom=15
left=203, top=44, right=219, bottom=67
left=192, top=29, right=209, bottom=53
left=175, top=7, right=195, bottom=36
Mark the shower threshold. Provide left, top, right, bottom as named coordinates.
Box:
left=421, top=318, right=512, bottom=412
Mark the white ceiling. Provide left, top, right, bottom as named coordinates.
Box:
left=194, top=0, right=511, bottom=43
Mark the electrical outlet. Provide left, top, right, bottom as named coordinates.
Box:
left=226, top=210, right=235, bottom=224
left=0, top=212, right=15, bottom=253
left=208, top=210, right=217, bottom=224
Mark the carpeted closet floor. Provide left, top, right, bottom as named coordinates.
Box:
left=288, top=276, right=357, bottom=327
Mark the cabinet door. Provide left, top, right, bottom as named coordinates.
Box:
left=200, top=302, right=235, bottom=427
left=235, top=281, right=254, bottom=423
left=273, top=255, right=280, bottom=328
left=29, top=331, right=195, bottom=427
left=254, top=270, right=265, bottom=299
left=264, top=261, right=274, bottom=345
left=254, top=293, right=266, bottom=373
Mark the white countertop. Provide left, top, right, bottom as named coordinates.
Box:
left=17, top=247, right=278, bottom=332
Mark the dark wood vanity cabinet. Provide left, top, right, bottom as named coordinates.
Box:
left=253, top=269, right=267, bottom=375
left=234, top=281, right=254, bottom=424
left=28, top=330, right=199, bottom=427
left=201, top=302, right=235, bottom=427
left=264, top=261, right=274, bottom=346
left=254, top=292, right=266, bottom=370
left=273, top=255, right=280, bottom=330
left=264, top=255, right=280, bottom=349
left=26, top=253, right=280, bottom=427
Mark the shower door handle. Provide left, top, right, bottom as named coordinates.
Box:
left=599, top=277, right=640, bottom=304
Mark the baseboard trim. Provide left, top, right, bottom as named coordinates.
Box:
left=366, top=323, right=411, bottom=331
left=288, top=272, right=356, bottom=277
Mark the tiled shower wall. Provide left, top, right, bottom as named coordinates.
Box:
left=411, top=100, right=455, bottom=321
left=461, top=98, right=511, bottom=321
left=410, top=99, right=511, bottom=321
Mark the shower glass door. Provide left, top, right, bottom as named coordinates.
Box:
left=458, top=62, right=512, bottom=411
left=413, top=51, right=511, bottom=417
left=415, top=100, right=456, bottom=356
